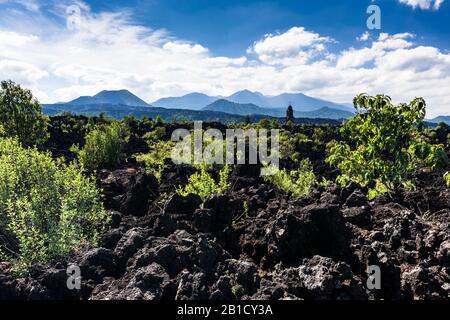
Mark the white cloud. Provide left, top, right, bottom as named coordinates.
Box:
left=0, top=2, right=449, bottom=117
left=0, top=31, right=38, bottom=46
left=0, top=0, right=41, bottom=12
left=0, top=59, right=47, bottom=83
left=398, top=0, right=445, bottom=10
left=247, top=27, right=333, bottom=65
left=357, top=31, right=370, bottom=42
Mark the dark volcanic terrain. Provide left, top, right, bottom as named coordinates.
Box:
left=1, top=116, right=449, bottom=300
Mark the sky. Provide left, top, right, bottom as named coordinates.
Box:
left=0, top=0, right=449, bottom=117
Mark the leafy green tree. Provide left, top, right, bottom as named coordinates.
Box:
left=0, top=80, right=49, bottom=146
left=327, top=94, right=448, bottom=198
left=0, top=137, right=109, bottom=272
left=71, top=122, right=130, bottom=171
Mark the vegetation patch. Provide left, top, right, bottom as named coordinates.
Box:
left=327, top=94, right=448, bottom=199
left=71, top=122, right=130, bottom=171
left=177, top=165, right=231, bottom=201
left=0, top=138, right=110, bottom=273
left=263, top=159, right=317, bottom=197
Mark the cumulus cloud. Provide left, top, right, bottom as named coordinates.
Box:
left=398, top=0, right=445, bottom=10
left=357, top=31, right=370, bottom=42
left=247, top=27, right=333, bottom=65
left=0, top=1, right=449, bottom=117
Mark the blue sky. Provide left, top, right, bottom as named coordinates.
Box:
left=85, top=0, right=450, bottom=56
left=0, top=0, right=449, bottom=116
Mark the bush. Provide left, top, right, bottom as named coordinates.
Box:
left=72, top=122, right=129, bottom=171
left=137, top=141, right=174, bottom=182
left=263, top=159, right=317, bottom=197
left=0, top=80, right=49, bottom=146
left=444, top=172, right=450, bottom=187
left=327, top=94, right=447, bottom=198
left=177, top=165, right=231, bottom=201
left=279, top=130, right=311, bottom=163
left=0, top=138, right=109, bottom=272
left=143, top=126, right=166, bottom=143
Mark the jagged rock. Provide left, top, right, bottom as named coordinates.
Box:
left=100, top=168, right=158, bottom=216
left=78, top=248, right=118, bottom=282
left=346, top=190, right=368, bottom=208
left=224, top=259, right=259, bottom=295
left=101, top=228, right=125, bottom=250
left=193, top=195, right=240, bottom=233
left=266, top=203, right=350, bottom=265
left=110, top=211, right=122, bottom=228
left=0, top=275, right=22, bottom=299
left=90, top=263, right=170, bottom=300
left=114, top=228, right=147, bottom=264
left=437, top=240, right=450, bottom=264
left=163, top=193, right=202, bottom=216
left=342, top=206, right=372, bottom=227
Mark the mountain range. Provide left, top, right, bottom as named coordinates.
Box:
left=429, top=116, right=450, bottom=125
left=42, top=89, right=450, bottom=123
left=151, top=89, right=353, bottom=113
left=45, top=89, right=356, bottom=121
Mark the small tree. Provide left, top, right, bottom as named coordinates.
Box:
left=0, top=80, right=49, bottom=146
left=286, top=105, right=294, bottom=124
left=0, top=137, right=109, bottom=272
left=71, top=122, right=130, bottom=171
left=327, top=94, right=448, bottom=198
left=177, top=165, right=231, bottom=201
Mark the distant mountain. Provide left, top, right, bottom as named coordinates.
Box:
left=226, top=90, right=271, bottom=109
left=428, top=116, right=450, bottom=125
left=203, top=99, right=283, bottom=117
left=152, top=89, right=353, bottom=113
left=42, top=103, right=342, bottom=125
left=43, top=103, right=243, bottom=123
left=45, top=88, right=354, bottom=121
left=152, top=92, right=217, bottom=110
left=67, top=90, right=149, bottom=107
left=226, top=90, right=353, bottom=112
left=204, top=99, right=353, bottom=119
left=297, top=107, right=354, bottom=120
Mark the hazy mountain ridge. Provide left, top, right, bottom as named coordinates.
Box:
left=152, top=89, right=353, bottom=112
left=46, top=89, right=449, bottom=122
left=203, top=99, right=284, bottom=117
left=203, top=99, right=354, bottom=120
left=67, top=89, right=149, bottom=107
left=42, top=102, right=341, bottom=125
left=152, top=92, right=218, bottom=110
left=428, top=116, right=450, bottom=125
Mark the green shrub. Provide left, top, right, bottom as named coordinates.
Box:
left=263, top=159, right=317, bottom=197
left=0, top=138, right=109, bottom=272
left=0, top=80, right=49, bottom=146
left=143, top=127, right=166, bottom=143
left=177, top=165, right=231, bottom=201
left=327, top=94, right=447, bottom=198
left=279, top=130, right=311, bottom=163
left=444, top=172, right=450, bottom=187
left=137, top=141, right=174, bottom=182
left=72, top=122, right=129, bottom=171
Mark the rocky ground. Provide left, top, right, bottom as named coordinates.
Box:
left=0, top=118, right=449, bottom=300
left=1, top=163, right=449, bottom=300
